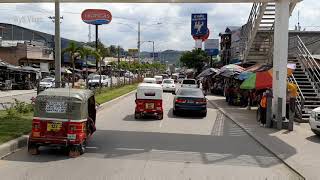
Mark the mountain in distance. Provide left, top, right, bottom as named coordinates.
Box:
left=140, top=50, right=185, bottom=65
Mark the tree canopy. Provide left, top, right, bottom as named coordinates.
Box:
left=179, top=49, right=209, bottom=72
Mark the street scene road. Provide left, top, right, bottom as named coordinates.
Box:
left=0, top=92, right=300, bottom=180
left=0, top=1, right=320, bottom=179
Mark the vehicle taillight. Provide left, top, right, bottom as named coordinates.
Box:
left=195, top=98, right=207, bottom=104
left=175, top=99, right=187, bottom=103
left=32, top=119, right=40, bottom=131
left=68, top=122, right=84, bottom=133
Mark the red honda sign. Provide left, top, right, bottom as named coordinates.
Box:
left=81, top=9, right=112, bottom=25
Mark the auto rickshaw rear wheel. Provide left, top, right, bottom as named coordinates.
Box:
left=157, top=113, right=163, bottom=120
left=27, top=143, right=39, bottom=155
left=134, top=112, right=140, bottom=119
left=69, top=146, right=80, bottom=158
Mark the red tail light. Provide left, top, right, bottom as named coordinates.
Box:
left=32, top=119, right=41, bottom=131
left=68, top=122, right=84, bottom=134
left=175, top=99, right=187, bottom=103
left=195, top=98, right=207, bottom=104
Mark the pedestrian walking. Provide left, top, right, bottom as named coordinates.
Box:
left=260, top=92, right=267, bottom=126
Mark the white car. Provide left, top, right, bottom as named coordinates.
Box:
left=162, top=79, right=176, bottom=92
left=124, top=71, right=134, bottom=78
left=88, top=75, right=109, bottom=88
left=181, top=79, right=198, bottom=88
left=143, top=78, right=157, bottom=84
left=309, top=107, right=320, bottom=135
left=154, top=75, right=163, bottom=84
left=39, top=77, right=55, bottom=89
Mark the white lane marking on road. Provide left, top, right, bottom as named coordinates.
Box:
left=159, top=119, right=164, bottom=128
left=85, top=146, right=98, bottom=149
left=116, top=148, right=145, bottom=151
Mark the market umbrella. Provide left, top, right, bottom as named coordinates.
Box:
left=240, top=69, right=273, bottom=90
left=240, top=73, right=256, bottom=89
left=237, top=71, right=254, bottom=80
left=220, top=64, right=245, bottom=77
left=196, top=68, right=220, bottom=78
left=255, top=70, right=273, bottom=90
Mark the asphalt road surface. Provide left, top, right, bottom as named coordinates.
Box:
left=0, top=92, right=301, bottom=180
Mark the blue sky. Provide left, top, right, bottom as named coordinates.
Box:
left=0, top=1, right=317, bottom=51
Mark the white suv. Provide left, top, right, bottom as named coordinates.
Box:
left=88, top=75, right=109, bottom=88
left=309, top=107, right=320, bottom=135
left=181, top=79, right=198, bottom=88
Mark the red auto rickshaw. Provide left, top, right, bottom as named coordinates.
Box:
left=28, top=88, right=97, bottom=157
left=134, top=83, right=163, bottom=120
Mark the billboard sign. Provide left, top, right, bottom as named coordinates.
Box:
left=81, top=9, right=112, bottom=25
left=205, top=39, right=219, bottom=56
left=205, top=49, right=219, bottom=56
left=191, top=14, right=207, bottom=36
left=150, top=53, right=159, bottom=58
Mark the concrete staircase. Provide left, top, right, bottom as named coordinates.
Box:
left=242, top=2, right=298, bottom=64
left=288, top=57, right=320, bottom=121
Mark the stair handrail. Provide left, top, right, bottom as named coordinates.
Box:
left=242, top=3, right=267, bottom=62
left=296, top=35, right=320, bottom=91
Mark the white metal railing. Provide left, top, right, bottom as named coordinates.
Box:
left=296, top=35, right=320, bottom=91
left=242, top=3, right=268, bottom=62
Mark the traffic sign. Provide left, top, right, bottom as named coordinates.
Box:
left=81, top=9, right=112, bottom=25
left=205, top=49, right=219, bottom=56
left=191, top=14, right=207, bottom=36
left=204, top=39, right=219, bottom=49
left=205, top=39, right=219, bottom=56
left=150, top=53, right=159, bottom=58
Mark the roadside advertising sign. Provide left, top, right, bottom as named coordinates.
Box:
left=205, top=39, right=219, bottom=56
left=81, top=9, right=112, bottom=25
left=191, top=14, right=207, bottom=36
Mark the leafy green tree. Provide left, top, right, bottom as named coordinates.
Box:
left=180, top=49, right=209, bottom=73
left=77, top=47, right=93, bottom=87
left=63, top=41, right=79, bottom=87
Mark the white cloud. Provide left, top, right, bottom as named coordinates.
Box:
left=0, top=1, right=318, bottom=51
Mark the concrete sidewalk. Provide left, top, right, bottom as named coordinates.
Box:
left=207, top=95, right=320, bottom=180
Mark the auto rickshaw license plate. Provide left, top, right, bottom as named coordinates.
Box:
left=145, top=103, right=154, bottom=109
left=47, top=122, right=62, bottom=131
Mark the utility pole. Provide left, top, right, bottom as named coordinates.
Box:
left=138, top=22, right=140, bottom=62
left=152, top=41, right=155, bottom=62
left=95, top=24, right=99, bottom=70
left=54, top=1, right=61, bottom=88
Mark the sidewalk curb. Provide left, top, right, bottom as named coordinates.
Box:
left=0, top=88, right=137, bottom=159
left=0, top=135, right=28, bottom=159
left=98, top=89, right=137, bottom=111
left=208, top=100, right=306, bottom=180
left=0, top=91, right=36, bottom=98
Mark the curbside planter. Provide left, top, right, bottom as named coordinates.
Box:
left=97, top=90, right=136, bottom=111
left=0, top=135, right=28, bottom=159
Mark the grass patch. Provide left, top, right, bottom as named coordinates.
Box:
left=95, top=83, right=138, bottom=104
left=0, top=111, right=33, bottom=144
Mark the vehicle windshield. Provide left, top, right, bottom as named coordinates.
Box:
left=93, top=76, right=101, bottom=80
left=163, top=80, right=174, bottom=84
left=183, top=80, right=196, bottom=84
left=177, top=88, right=203, bottom=96
left=41, top=78, right=54, bottom=83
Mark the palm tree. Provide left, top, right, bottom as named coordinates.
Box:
left=77, top=47, right=93, bottom=88
left=92, top=50, right=103, bottom=88
left=63, top=42, right=79, bottom=88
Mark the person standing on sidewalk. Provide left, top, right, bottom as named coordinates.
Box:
left=260, top=92, right=267, bottom=126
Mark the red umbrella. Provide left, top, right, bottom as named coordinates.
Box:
left=255, top=70, right=273, bottom=90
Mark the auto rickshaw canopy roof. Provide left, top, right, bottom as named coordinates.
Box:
left=37, top=88, right=94, bottom=102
